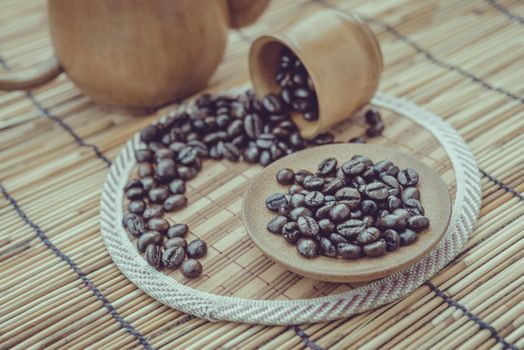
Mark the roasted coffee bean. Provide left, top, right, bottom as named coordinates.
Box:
left=348, top=137, right=366, bottom=144
left=361, top=199, right=378, bottom=215
left=149, top=187, right=170, bottom=204
left=319, top=218, right=336, bottom=235
left=289, top=194, right=305, bottom=208
left=122, top=212, right=137, bottom=227
left=148, top=141, right=165, bottom=152
left=363, top=215, right=375, bottom=228
left=127, top=187, right=144, bottom=200
left=187, top=140, right=208, bottom=156
left=164, top=194, right=187, bottom=212
left=303, top=110, right=319, bottom=121
left=167, top=223, right=188, bottom=238
left=366, top=121, right=384, bottom=137
left=221, top=143, right=240, bottom=161
left=283, top=222, right=300, bottom=244
left=168, top=179, right=186, bottom=194
left=135, top=149, right=153, bottom=163
left=401, top=187, right=420, bottom=202
left=335, top=187, right=361, bottom=208
left=140, top=125, right=160, bottom=144
left=320, top=237, right=337, bottom=257
left=399, top=229, right=418, bottom=246
left=365, top=182, right=389, bottom=200
left=288, top=184, right=304, bottom=195
left=407, top=216, right=430, bottom=231
left=187, top=239, right=207, bottom=259
left=336, top=219, right=366, bottom=240
left=289, top=133, right=305, bottom=149
left=243, top=146, right=260, bottom=163
left=378, top=214, right=407, bottom=230
left=128, top=200, right=146, bottom=215
left=137, top=163, right=154, bottom=178
left=388, top=196, right=402, bottom=210
left=304, top=191, right=324, bottom=208
left=310, top=132, right=334, bottom=145
left=259, top=150, right=272, bottom=166
left=155, top=148, right=175, bottom=160
left=265, top=193, right=288, bottom=211
left=169, top=141, right=186, bottom=154
left=318, top=158, right=337, bottom=177
left=341, top=159, right=365, bottom=176
left=267, top=216, right=288, bottom=234
left=337, top=243, right=362, bottom=259
left=162, top=246, right=185, bottom=269
left=296, top=238, right=318, bottom=258
left=357, top=227, right=380, bottom=245
left=147, top=217, right=170, bottom=234
left=392, top=208, right=411, bottom=220
left=365, top=108, right=382, bottom=124
left=141, top=176, right=156, bottom=191
left=227, top=119, right=244, bottom=137
left=294, top=170, right=314, bottom=185
left=203, top=131, right=226, bottom=144
left=381, top=174, right=400, bottom=189
left=289, top=207, right=312, bottom=221
left=276, top=168, right=295, bottom=185
left=145, top=244, right=163, bottom=268
left=137, top=231, right=163, bottom=252
left=384, top=229, right=400, bottom=251
left=328, top=203, right=351, bottom=223
left=124, top=179, right=143, bottom=192
left=363, top=239, right=386, bottom=257
left=297, top=216, right=320, bottom=237
left=315, top=204, right=334, bottom=220
left=373, top=160, right=393, bottom=173
left=398, top=168, right=419, bottom=186
left=177, top=165, right=198, bottom=181
left=324, top=195, right=336, bottom=204
left=303, top=176, right=325, bottom=190
left=323, top=178, right=345, bottom=195
left=164, top=237, right=187, bottom=250
left=263, top=94, right=283, bottom=113
left=178, top=147, right=198, bottom=165
left=350, top=210, right=363, bottom=219
left=181, top=259, right=203, bottom=278
left=244, top=114, right=263, bottom=138
left=329, top=233, right=348, bottom=244
left=156, top=159, right=177, bottom=180
left=404, top=198, right=425, bottom=216
left=256, top=133, right=275, bottom=149
left=142, top=205, right=163, bottom=221
left=385, top=165, right=400, bottom=177
left=127, top=215, right=146, bottom=237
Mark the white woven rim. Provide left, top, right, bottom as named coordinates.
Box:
left=100, top=90, right=481, bottom=325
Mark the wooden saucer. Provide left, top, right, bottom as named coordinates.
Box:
left=241, top=144, right=452, bottom=283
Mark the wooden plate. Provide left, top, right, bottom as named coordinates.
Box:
left=241, top=144, right=452, bottom=283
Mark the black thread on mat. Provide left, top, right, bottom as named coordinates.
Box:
left=480, top=169, right=524, bottom=202
left=426, top=281, right=518, bottom=350
left=486, top=0, right=524, bottom=25
left=0, top=184, right=153, bottom=350
left=0, top=56, right=112, bottom=166
left=315, top=0, right=524, bottom=104
left=294, top=326, right=325, bottom=350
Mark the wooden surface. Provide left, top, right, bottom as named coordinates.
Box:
left=0, top=0, right=523, bottom=349
left=242, top=144, right=452, bottom=283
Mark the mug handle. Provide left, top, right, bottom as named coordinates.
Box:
left=0, top=55, right=62, bottom=91
left=227, top=0, right=270, bottom=28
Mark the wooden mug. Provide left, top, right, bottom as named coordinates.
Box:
left=249, top=9, right=383, bottom=138
left=0, top=0, right=269, bottom=112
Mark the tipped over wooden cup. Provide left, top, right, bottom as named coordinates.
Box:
left=249, top=9, right=383, bottom=139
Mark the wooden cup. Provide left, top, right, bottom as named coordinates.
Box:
left=249, top=9, right=383, bottom=138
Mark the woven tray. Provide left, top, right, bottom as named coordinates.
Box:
left=99, top=90, right=481, bottom=325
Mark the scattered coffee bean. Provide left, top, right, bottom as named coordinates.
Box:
left=145, top=244, right=163, bottom=268
left=137, top=231, right=163, bottom=252
left=399, top=229, right=418, bottom=245
left=167, top=223, right=188, bottom=238
left=128, top=200, right=146, bottom=215
left=267, top=216, right=288, bottom=234
left=164, top=194, right=187, bottom=212
left=186, top=239, right=207, bottom=259
left=276, top=168, right=295, bottom=185
left=289, top=206, right=312, bottom=221
left=164, top=237, right=187, bottom=250
left=328, top=203, right=351, bottom=223
left=304, top=191, right=324, bottom=208
left=337, top=243, right=362, bottom=259
left=320, top=237, right=337, bottom=257
left=147, top=217, right=170, bottom=234
left=407, top=215, right=430, bottom=231
left=398, top=168, right=419, bottom=187
left=318, top=158, right=337, bottom=177
left=296, top=238, right=319, bottom=258
left=127, top=215, right=145, bottom=237
left=384, top=229, right=400, bottom=252
left=181, top=259, right=203, bottom=278
left=162, top=246, right=185, bottom=269
left=363, top=239, right=386, bottom=257
left=169, top=179, right=186, bottom=194
left=266, top=193, right=288, bottom=211
left=143, top=204, right=164, bottom=220
left=297, top=216, right=320, bottom=237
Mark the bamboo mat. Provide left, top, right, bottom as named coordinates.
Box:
left=0, top=0, right=523, bottom=349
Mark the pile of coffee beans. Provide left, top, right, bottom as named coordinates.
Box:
left=122, top=85, right=386, bottom=276
left=265, top=156, right=430, bottom=259
left=274, top=47, right=319, bottom=121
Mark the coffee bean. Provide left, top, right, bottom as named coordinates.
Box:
left=127, top=215, right=145, bottom=237
left=187, top=239, right=207, bottom=259
left=366, top=121, right=384, bottom=137
left=315, top=204, right=334, bottom=220
left=319, top=218, right=336, bottom=235
left=304, top=191, right=324, bottom=208
left=363, top=239, right=386, bottom=257
left=385, top=165, right=400, bottom=177
left=128, top=200, right=146, bottom=215
left=320, top=237, right=337, bottom=257
left=149, top=187, right=170, bottom=204
left=398, top=168, right=419, bottom=186
left=323, top=178, right=345, bottom=195
left=135, top=149, right=153, bottom=163
left=265, top=193, right=288, bottom=211
left=164, top=194, right=187, bottom=212
left=337, top=243, right=362, bottom=259
left=168, top=179, right=186, bottom=194
left=303, top=110, right=319, bottom=121
left=223, top=143, right=240, bottom=161
left=350, top=210, right=363, bottom=219
left=404, top=199, right=425, bottom=216
left=177, top=165, right=198, bottom=181
left=387, top=196, right=402, bottom=210
left=407, top=216, right=430, bottom=231
left=296, top=238, right=318, bottom=258
left=373, top=160, right=392, bottom=173
left=310, top=132, right=334, bottom=145
left=263, top=94, right=283, bottom=113
left=288, top=184, right=304, bottom=196
left=384, top=229, right=400, bottom=251
left=259, top=150, right=272, bottom=166
left=122, top=212, right=137, bottom=227
left=303, top=176, right=325, bottom=190
left=329, top=203, right=351, bottom=223
left=164, top=237, right=187, bottom=250
left=399, top=229, right=418, bottom=245
left=145, top=244, right=163, bottom=268
left=290, top=194, right=306, bottom=208
left=335, top=187, right=361, bottom=208
left=143, top=204, right=163, bottom=220
left=141, top=176, right=155, bottom=191
left=124, top=179, right=143, bottom=192
left=243, top=146, right=260, bottom=163
left=378, top=214, right=407, bottom=230
left=137, top=231, right=163, bottom=252
left=381, top=174, right=400, bottom=189
left=318, top=158, right=337, bottom=177
left=283, top=222, right=301, bottom=244
left=348, top=137, right=366, bottom=144
left=401, top=187, right=420, bottom=202
left=140, top=125, right=160, bottom=144
left=154, top=159, right=176, bottom=181
left=289, top=207, right=312, bottom=221
left=162, top=246, right=185, bottom=269
left=167, top=223, right=188, bottom=238
left=365, top=109, right=382, bottom=124
left=126, top=187, right=144, bottom=200
left=361, top=200, right=378, bottom=215
left=181, top=259, right=203, bottom=278
left=341, top=159, right=365, bottom=176
left=357, top=227, right=380, bottom=245
left=292, top=98, right=313, bottom=112
left=363, top=215, right=374, bottom=228
left=392, top=208, right=410, bottom=220
left=294, top=170, right=314, bottom=185
left=297, top=216, right=320, bottom=237
left=336, top=219, right=365, bottom=240
left=267, top=216, right=288, bottom=234
left=244, top=114, right=263, bottom=139
left=365, top=182, right=389, bottom=200
left=276, top=168, right=295, bottom=185
left=147, top=217, right=170, bottom=234
left=178, top=147, right=199, bottom=165
left=137, top=163, right=154, bottom=178
left=329, top=233, right=348, bottom=244
left=155, top=148, right=175, bottom=160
